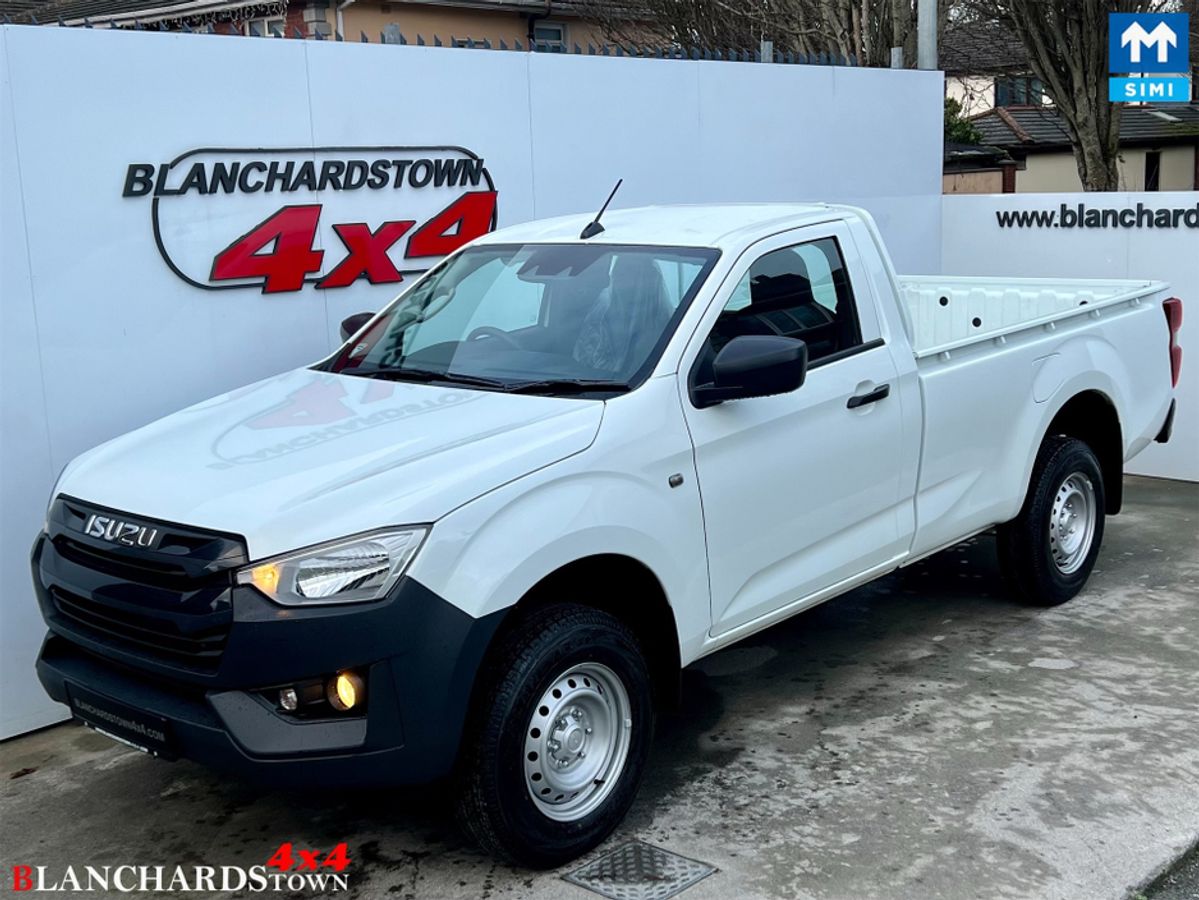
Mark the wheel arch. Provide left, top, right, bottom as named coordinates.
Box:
left=1040, top=389, right=1124, bottom=514
left=480, top=554, right=682, bottom=711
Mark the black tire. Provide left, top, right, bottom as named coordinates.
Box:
left=997, top=436, right=1106, bottom=606
left=454, top=604, right=654, bottom=868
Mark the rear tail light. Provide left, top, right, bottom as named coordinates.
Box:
left=1163, top=297, right=1182, bottom=388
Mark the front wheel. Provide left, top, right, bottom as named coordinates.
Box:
left=998, top=436, right=1106, bottom=606
left=454, top=604, right=654, bottom=868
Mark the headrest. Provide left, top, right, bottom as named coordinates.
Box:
left=750, top=271, right=813, bottom=306
left=610, top=255, right=668, bottom=304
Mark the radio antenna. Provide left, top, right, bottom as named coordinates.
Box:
left=579, top=179, right=623, bottom=240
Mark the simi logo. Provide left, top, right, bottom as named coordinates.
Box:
left=1108, top=12, right=1191, bottom=103
left=123, top=146, right=498, bottom=294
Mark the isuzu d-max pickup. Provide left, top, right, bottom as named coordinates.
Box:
left=33, top=204, right=1181, bottom=866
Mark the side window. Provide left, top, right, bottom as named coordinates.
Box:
left=707, top=237, right=862, bottom=365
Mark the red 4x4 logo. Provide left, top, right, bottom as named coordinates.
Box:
left=133, top=145, right=498, bottom=293
left=209, top=191, right=495, bottom=293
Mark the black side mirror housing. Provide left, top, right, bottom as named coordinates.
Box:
left=691, top=335, right=808, bottom=409
left=340, top=312, right=375, bottom=342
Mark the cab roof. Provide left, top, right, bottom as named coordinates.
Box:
left=474, top=203, right=852, bottom=251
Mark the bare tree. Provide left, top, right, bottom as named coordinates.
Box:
left=1000, top=1, right=1129, bottom=190
left=963, top=0, right=1188, bottom=190
left=1186, top=0, right=1199, bottom=66
left=575, top=0, right=951, bottom=68
left=583, top=0, right=1191, bottom=191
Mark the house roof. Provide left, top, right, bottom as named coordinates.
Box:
left=943, top=141, right=1012, bottom=171
left=0, top=0, right=278, bottom=25
left=0, top=0, right=43, bottom=18
left=940, top=20, right=1029, bottom=75
left=0, top=0, right=598, bottom=24
left=387, top=0, right=596, bottom=12
left=943, top=16, right=1199, bottom=76
left=973, top=103, right=1199, bottom=152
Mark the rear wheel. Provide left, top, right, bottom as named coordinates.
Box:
left=454, top=604, right=654, bottom=868
left=998, top=436, right=1106, bottom=606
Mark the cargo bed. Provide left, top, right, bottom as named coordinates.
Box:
left=898, top=276, right=1168, bottom=357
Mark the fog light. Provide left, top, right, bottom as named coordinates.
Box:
left=278, top=687, right=298, bottom=712
left=327, top=670, right=365, bottom=711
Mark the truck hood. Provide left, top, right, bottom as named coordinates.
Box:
left=56, top=368, right=603, bottom=560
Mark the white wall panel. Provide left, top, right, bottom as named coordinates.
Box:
left=302, top=41, right=538, bottom=342
left=0, top=27, right=62, bottom=737
left=3, top=28, right=326, bottom=468
left=527, top=53, right=705, bottom=214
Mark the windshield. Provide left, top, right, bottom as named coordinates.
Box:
left=321, top=243, right=720, bottom=396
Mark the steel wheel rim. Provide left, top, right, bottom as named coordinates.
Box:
left=1049, top=472, right=1097, bottom=575
left=523, top=662, right=632, bottom=822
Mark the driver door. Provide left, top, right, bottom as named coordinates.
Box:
left=681, top=224, right=908, bottom=637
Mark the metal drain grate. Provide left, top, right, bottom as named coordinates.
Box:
left=564, top=840, right=716, bottom=900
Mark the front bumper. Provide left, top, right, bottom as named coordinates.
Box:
left=32, top=533, right=505, bottom=787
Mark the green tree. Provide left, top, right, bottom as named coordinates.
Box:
left=944, top=97, right=982, bottom=144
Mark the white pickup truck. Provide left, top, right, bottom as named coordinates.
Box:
left=33, top=204, right=1181, bottom=866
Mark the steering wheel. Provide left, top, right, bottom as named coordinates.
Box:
left=467, top=326, right=521, bottom=349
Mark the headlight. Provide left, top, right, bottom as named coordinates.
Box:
left=236, top=527, right=427, bottom=606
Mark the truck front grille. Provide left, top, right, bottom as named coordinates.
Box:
left=40, top=497, right=248, bottom=676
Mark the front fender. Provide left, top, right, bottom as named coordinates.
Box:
left=408, top=468, right=708, bottom=640
left=405, top=380, right=712, bottom=665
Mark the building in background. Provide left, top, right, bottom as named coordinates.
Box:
left=943, top=142, right=1015, bottom=194
left=942, top=20, right=1046, bottom=118
left=334, top=0, right=607, bottom=48
left=971, top=103, right=1199, bottom=193
left=0, top=0, right=609, bottom=45
left=1, top=0, right=303, bottom=35
left=942, top=20, right=1197, bottom=194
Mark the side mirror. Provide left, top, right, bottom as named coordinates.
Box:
left=340, top=312, right=375, bottom=342
left=691, top=335, right=808, bottom=409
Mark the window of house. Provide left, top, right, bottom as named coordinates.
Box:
left=532, top=22, right=566, bottom=51
left=244, top=16, right=285, bottom=36
left=700, top=237, right=862, bottom=373
left=995, top=76, right=1044, bottom=107
left=1144, top=151, right=1161, bottom=192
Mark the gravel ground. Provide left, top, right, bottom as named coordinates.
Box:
left=1145, top=844, right=1199, bottom=900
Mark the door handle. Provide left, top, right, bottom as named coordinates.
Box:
left=847, top=384, right=890, bottom=409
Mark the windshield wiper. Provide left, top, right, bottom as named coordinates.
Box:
left=505, top=378, right=632, bottom=396
left=348, top=367, right=510, bottom=390
left=345, top=367, right=629, bottom=395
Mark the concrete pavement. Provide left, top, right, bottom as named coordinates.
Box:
left=2, top=475, right=1197, bottom=899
